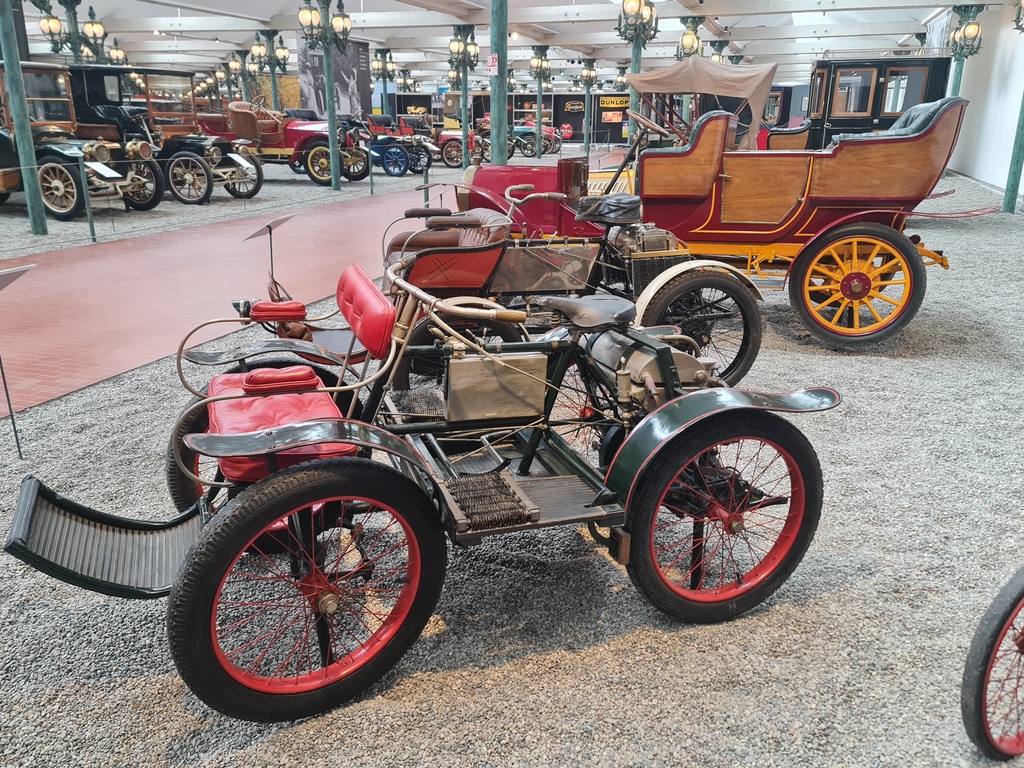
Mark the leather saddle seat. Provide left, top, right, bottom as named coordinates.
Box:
left=531, top=294, right=637, bottom=329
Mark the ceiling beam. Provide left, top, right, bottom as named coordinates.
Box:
left=98, top=17, right=264, bottom=34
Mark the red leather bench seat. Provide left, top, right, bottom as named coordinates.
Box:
left=206, top=368, right=356, bottom=483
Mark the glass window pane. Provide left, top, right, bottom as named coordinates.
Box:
left=882, top=67, right=927, bottom=115
left=831, top=68, right=876, bottom=117
left=809, top=70, right=826, bottom=118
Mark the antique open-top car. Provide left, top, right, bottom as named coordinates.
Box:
left=63, top=64, right=263, bottom=205
left=197, top=97, right=370, bottom=185
left=0, top=62, right=163, bottom=220
left=6, top=213, right=838, bottom=722
left=461, top=60, right=988, bottom=346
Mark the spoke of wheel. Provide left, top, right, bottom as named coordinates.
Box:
left=824, top=298, right=852, bottom=328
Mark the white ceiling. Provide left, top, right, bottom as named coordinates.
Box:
left=21, top=0, right=1007, bottom=86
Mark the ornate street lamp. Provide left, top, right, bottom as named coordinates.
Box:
left=31, top=1, right=114, bottom=63
left=614, top=67, right=628, bottom=90
left=297, top=0, right=354, bottom=191
left=616, top=0, right=658, bottom=139
left=371, top=48, right=396, bottom=116
left=249, top=30, right=289, bottom=111
left=729, top=54, right=745, bottom=65
left=948, top=5, right=983, bottom=98
left=676, top=17, right=705, bottom=60
left=529, top=45, right=550, bottom=159
left=709, top=40, right=728, bottom=64
left=580, top=58, right=598, bottom=159
left=449, top=25, right=478, bottom=169
left=396, top=69, right=416, bottom=94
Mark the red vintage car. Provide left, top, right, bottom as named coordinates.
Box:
left=460, top=64, right=990, bottom=346
left=197, top=96, right=369, bottom=184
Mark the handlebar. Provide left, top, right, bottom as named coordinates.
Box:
left=504, top=184, right=568, bottom=207
left=385, top=258, right=528, bottom=324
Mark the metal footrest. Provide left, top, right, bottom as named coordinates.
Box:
left=4, top=476, right=204, bottom=599
left=446, top=472, right=538, bottom=531
left=389, top=389, right=445, bottom=422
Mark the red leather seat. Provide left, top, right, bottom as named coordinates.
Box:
left=207, top=368, right=356, bottom=483
left=204, top=265, right=396, bottom=483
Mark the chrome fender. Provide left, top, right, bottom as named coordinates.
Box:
left=185, top=418, right=439, bottom=499
left=604, top=387, right=840, bottom=511
left=632, top=260, right=764, bottom=326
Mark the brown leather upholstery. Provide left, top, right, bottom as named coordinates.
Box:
left=386, top=208, right=509, bottom=256
left=383, top=208, right=510, bottom=288
left=227, top=101, right=284, bottom=144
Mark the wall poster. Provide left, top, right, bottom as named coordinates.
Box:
left=297, top=40, right=371, bottom=118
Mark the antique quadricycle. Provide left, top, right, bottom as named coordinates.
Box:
left=462, top=58, right=995, bottom=346
left=6, top=213, right=839, bottom=722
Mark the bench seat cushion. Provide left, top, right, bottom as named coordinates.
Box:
left=207, top=369, right=356, bottom=483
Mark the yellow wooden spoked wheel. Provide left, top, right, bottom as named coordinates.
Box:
left=788, top=223, right=926, bottom=345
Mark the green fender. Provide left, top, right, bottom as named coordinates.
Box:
left=185, top=418, right=438, bottom=498
left=604, top=387, right=841, bottom=511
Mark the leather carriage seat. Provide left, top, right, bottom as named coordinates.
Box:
left=382, top=208, right=511, bottom=289
left=204, top=265, right=396, bottom=484
left=386, top=207, right=510, bottom=256
left=768, top=118, right=811, bottom=136
left=227, top=101, right=284, bottom=144
left=829, top=97, right=966, bottom=145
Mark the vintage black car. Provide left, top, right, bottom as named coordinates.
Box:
left=66, top=64, right=262, bottom=205
left=0, top=62, right=163, bottom=220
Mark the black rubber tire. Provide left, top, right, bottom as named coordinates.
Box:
left=392, top=316, right=524, bottom=391
left=342, top=147, right=370, bottom=181
left=625, top=412, right=821, bottom=624
left=787, top=222, right=926, bottom=346
left=166, top=152, right=214, bottom=205
left=165, top=357, right=340, bottom=513
left=407, top=145, right=432, bottom=175
left=381, top=144, right=410, bottom=177
left=0, top=191, right=10, bottom=204
left=288, top=157, right=305, bottom=174
left=122, top=159, right=165, bottom=211
left=961, top=564, right=1024, bottom=760
left=224, top=156, right=264, bottom=199
left=304, top=141, right=333, bottom=186
left=167, top=458, right=447, bottom=722
left=36, top=154, right=86, bottom=221
left=640, top=270, right=762, bottom=386
left=441, top=140, right=463, bottom=168
left=520, top=135, right=537, bottom=158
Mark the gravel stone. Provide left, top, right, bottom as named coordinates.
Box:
left=0, top=165, right=1019, bottom=767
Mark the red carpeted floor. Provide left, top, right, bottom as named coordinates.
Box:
left=0, top=189, right=424, bottom=413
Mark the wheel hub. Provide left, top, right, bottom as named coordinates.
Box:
left=705, top=501, right=746, bottom=535
left=299, top=569, right=341, bottom=615
left=182, top=172, right=196, bottom=185
left=48, top=179, right=66, bottom=195
left=840, top=271, right=872, bottom=300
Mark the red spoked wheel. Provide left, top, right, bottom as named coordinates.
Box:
left=626, top=412, right=822, bottom=623
left=167, top=458, right=446, bottom=722
left=962, top=565, right=1024, bottom=760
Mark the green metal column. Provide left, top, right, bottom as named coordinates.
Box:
left=535, top=77, right=543, bottom=159
left=1002, top=87, right=1024, bottom=212
left=460, top=65, right=470, bottom=169
left=319, top=8, right=341, bottom=191
left=950, top=58, right=965, bottom=97
left=583, top=84, right=593, bottom=159
left=223, top=65, right=234, bottom=103
left=0, top=1, right=47, bottom=234
left=489, top=0, right=508, bottom=165
left=629, top=36, right=642, bottom=140
left=269, top=66, right=280, bottom=111
left=237, top=50, right=251, bottom=102
left=380, top=78, right=388, bottom=116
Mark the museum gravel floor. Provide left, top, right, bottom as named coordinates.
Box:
left=0, top=160, right=1022, bottom=766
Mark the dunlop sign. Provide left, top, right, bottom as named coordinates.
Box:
left=599, top=96, right=630, bottom=108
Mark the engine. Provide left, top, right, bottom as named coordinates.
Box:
left=608, top=223, right=680, bottom=258
left=585, top=328, right=716, bottom=411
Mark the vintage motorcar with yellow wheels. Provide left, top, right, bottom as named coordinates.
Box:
left=459, top=60, right=992, bottom=346
left=0, top=62, right=164, bottom=220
